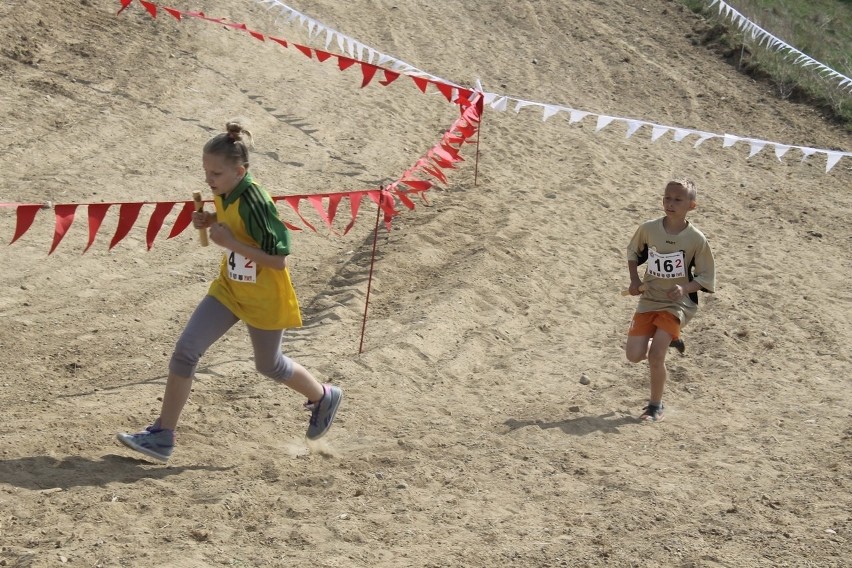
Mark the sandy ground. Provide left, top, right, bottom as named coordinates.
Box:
left=1, top=0, right=850, bottom=566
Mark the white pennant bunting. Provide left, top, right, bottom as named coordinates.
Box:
left=693, top=132, right=716, bottom=147
left=651, top=125, right=669, bottom=141
left=569, top=110, right=589, bottom=124
left=825, top=152, right=843, bottom=173
left=774, top=144, right=792, bottom=161
left=625, top=120, right=644, bottom=138
left=747, top=140, right=766, bottom=158
left=723, top=134, right=740, bottom=148
left=542, top=105, right=562, bottom=121
left=595, top=115, right=616, bottom=132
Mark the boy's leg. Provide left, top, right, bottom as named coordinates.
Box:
left=647, top=326, right=673, bottom=404
left=625, top=334, right=653, bottom=363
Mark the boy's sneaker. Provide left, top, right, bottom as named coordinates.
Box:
left=117, top=424, right=174, bottom=462
left=304, top=384, right=343, bottom=440
left=670, top=338, right=685, bottom=354
left=640, top=403, right=665, bottom=422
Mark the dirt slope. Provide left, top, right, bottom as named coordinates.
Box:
left=0, top=1, right=849, bottom=567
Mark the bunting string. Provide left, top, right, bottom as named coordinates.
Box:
left=706, top=0, right=852, bottom=93
left=255, top=0, right=850, bottom=173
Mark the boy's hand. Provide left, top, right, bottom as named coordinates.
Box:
left=667, top=285, right=686, bottom=301
left=628, top=281, right=644, bottom=296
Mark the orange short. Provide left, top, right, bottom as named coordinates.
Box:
left=628, top=310, right=681, bottom=340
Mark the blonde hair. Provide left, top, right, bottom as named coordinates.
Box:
left=203, top=120, right=254, bottom=169
left=667, top=177, right=697, bottom=201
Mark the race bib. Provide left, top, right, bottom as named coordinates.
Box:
left=226, top=251, right=256, bottom=283
left=647, top=248, right=686, bottom=279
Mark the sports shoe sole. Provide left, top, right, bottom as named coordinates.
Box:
left=116, top=432, right=171, bottom=462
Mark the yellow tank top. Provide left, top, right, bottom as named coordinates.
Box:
left=207, top=181, right=302, bottom=330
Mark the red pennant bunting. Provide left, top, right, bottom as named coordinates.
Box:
left=435, top=82, right=454, bottom=102
left=343, top=192, right=364, bottom=236
left=307, top=195, right=333, bottom=229
left=423, top=166, right=448, bottom=184
left=400, top=179, right=433, bottom=192
left=270, top=36, right=288, bottom=48
left=10, top=205, right=42, bottom=245
left=394, top=191, right=416, bottom=210
left=109, top=202, right=144, bottom=250
left=360, top=63, right=378, bottom=88
left=337, top=56, right=356, bottom=71
left=248, top=30, right=264, bottom=41
left=146, top=201, right=175, bottom=250
left=314, top=50, right=332, bottom=62
left=167, top=201, right=194, bottom=239
left=282, top=196, right=316, bottom=232
left=411, top=76, right=429, bottom=93
left=84, top=203, right=111, bottom=253
left=326, top=194, right=342, bottom=228
left=284, top=221, right=301, bottom=231
left=139, top=0, right=157, bottom=18
left=117, top=0, right=133, bottom=15
left=294, top=44, right=313, bottom=58
left=379, top=70, right=400, bottom=86
left=164, top=7, right=181, bottom=20
left=49, top=204, right=78, bottom=255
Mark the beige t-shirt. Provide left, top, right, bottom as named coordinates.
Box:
left=627, top=217, right=715, bottom=327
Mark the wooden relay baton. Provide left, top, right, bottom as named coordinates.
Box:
left=192, top=190, right=209, bottom=247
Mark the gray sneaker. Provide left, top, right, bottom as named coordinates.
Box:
left=117, top=424, right=174, bottom=462
left=304, top=384, right=343, bottom=440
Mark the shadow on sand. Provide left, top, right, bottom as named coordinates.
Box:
left=504, top=412, right=639, bottom=436
left=0, top=454, right=231, bottom=491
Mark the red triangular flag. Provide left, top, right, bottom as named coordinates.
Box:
left=314, top=50, right=332, bottom=62
left=337, top=56, right=356, bottom=71
left=167, top=201, right=194, bottom=239
left=248, top=30, right=264, bottom=41
left=10, top=204, right=42, bottom=245
left=379, top=70, right=400, bottom=86
left=49, top=204, right=78, bottom=255
left=343, top=192, right=364, bottom=235
left=359, top=63, right=378, bottom=88
left=294, top=44, right=313, bottom=58
left=146, top=202, right=176, bottom=250
left=307, top=195, right=333, bottom=229
left=84, top=203, right=111, bottom=253
left=270, top=36, right=288, bottom=48
left=109, top=202, right=144, bottom=250
left=117, top=0, right=133, bottom=15
left=139, top=0, right=157, bottom=18
left=164, top=7, right=182, bottom=20
left=411, top=76, right=429, bottom=93
left=282, top=196, right=316, bottom=232
left=435, top=82, right=454, bottom=102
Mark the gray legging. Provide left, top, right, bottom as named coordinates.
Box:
left=169, top=295, right=295, bottom=381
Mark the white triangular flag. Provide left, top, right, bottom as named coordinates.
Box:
left=625, top=120, right=644, bottom=138
left=514, top=100, right=534, bottom=113
left=595, top=115, right=616, bottom=132
left=483, top=92, right=498, bottom=105
left=723, top=134, right=740, bottom=148
left=569, top=109, right=589, bottom=124
left=650, top=125, right=669, bottom=141
left=825, top=152, right=844, bottom=173
left=693, top=131, right=716, bottom=147
left=747, top=140, right=767, bottom=158
left=773, top=144, right=791, bottom=161
left=542, top=105, right=562, bottom=121
left=799, top=147, right=818, bottom=161
left=672, top=128, right=691, bottom=142
left=492, top=97, right=509, bottom=112
left=324, top=29, right=334, bottom=50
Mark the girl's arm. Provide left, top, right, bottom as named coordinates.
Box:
left=209, top=223, right=287, bottom=270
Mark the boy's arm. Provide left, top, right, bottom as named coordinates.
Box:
left=627, top=260, right=643, bottom=295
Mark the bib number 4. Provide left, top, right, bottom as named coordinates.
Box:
left=227, top=251, right=257, bottom=283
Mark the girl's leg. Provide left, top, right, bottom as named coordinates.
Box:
left=625, top=334, right=653, bottom=363
left=246, top=326, right=323, bottom=402
left=160, top=296, right=239, bottom=429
